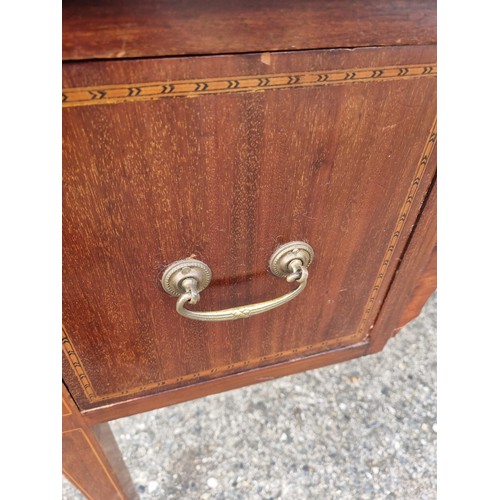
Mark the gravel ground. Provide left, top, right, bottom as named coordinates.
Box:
left=63, top=293, right=436, bottom=500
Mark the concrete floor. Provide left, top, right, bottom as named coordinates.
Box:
left=63, top=293, right=436, bottom=499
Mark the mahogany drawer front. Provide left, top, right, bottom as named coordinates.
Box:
left=62, top=45, right=436, bottom=410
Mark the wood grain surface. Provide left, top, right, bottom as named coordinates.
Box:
left=63, top=46, right=436, bottom=410
left=368, top=169, right=437, bottom=354
left=62, top=0, right=436, bottom=61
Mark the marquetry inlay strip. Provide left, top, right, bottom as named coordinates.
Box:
left=62, top=64, right=436, bottom=108
left=356, top=118, right=437, bottom=338
left=62, top=398, right=72, bottom=416
left=77, top=338, right=366, bottom=403
left=63, top=325, right=97, bottom=401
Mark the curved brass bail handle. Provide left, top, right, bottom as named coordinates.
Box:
left=161, top=241, right=314, bottom=322
left=176, top=266, right=308, bottom=321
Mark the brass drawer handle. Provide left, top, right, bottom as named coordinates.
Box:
left=161, top=241, right=314, bottom=322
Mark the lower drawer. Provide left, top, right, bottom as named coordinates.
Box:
left=62, top=45, right=436, bottom=410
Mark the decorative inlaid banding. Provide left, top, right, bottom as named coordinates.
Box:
left=63, top=325, right=97, bottom=401
left=357, top=119, right=437, bottom=338
left=73, top=334, right=363, bottom=403
left=62, top=399, right=72, bottom=416
left=62, top=64, right=436, bottom=108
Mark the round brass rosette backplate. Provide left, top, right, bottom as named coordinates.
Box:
left=268, top=241, right=314, bottom=277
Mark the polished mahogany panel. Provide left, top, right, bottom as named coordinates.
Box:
left=63, top=0, right=436, bottom=61
left=62, top=46, right=436, bottom=409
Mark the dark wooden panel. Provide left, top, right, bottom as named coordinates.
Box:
left=369, top=168, right=437, bottom=353
left=398, top=246, right=437, bottom=328
left=63, top=46, right=436, bottom=409
left=63, top=0, right=436, bottom=61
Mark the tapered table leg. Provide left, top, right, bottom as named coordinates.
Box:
left=63, top=385, right=138, bottom=500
